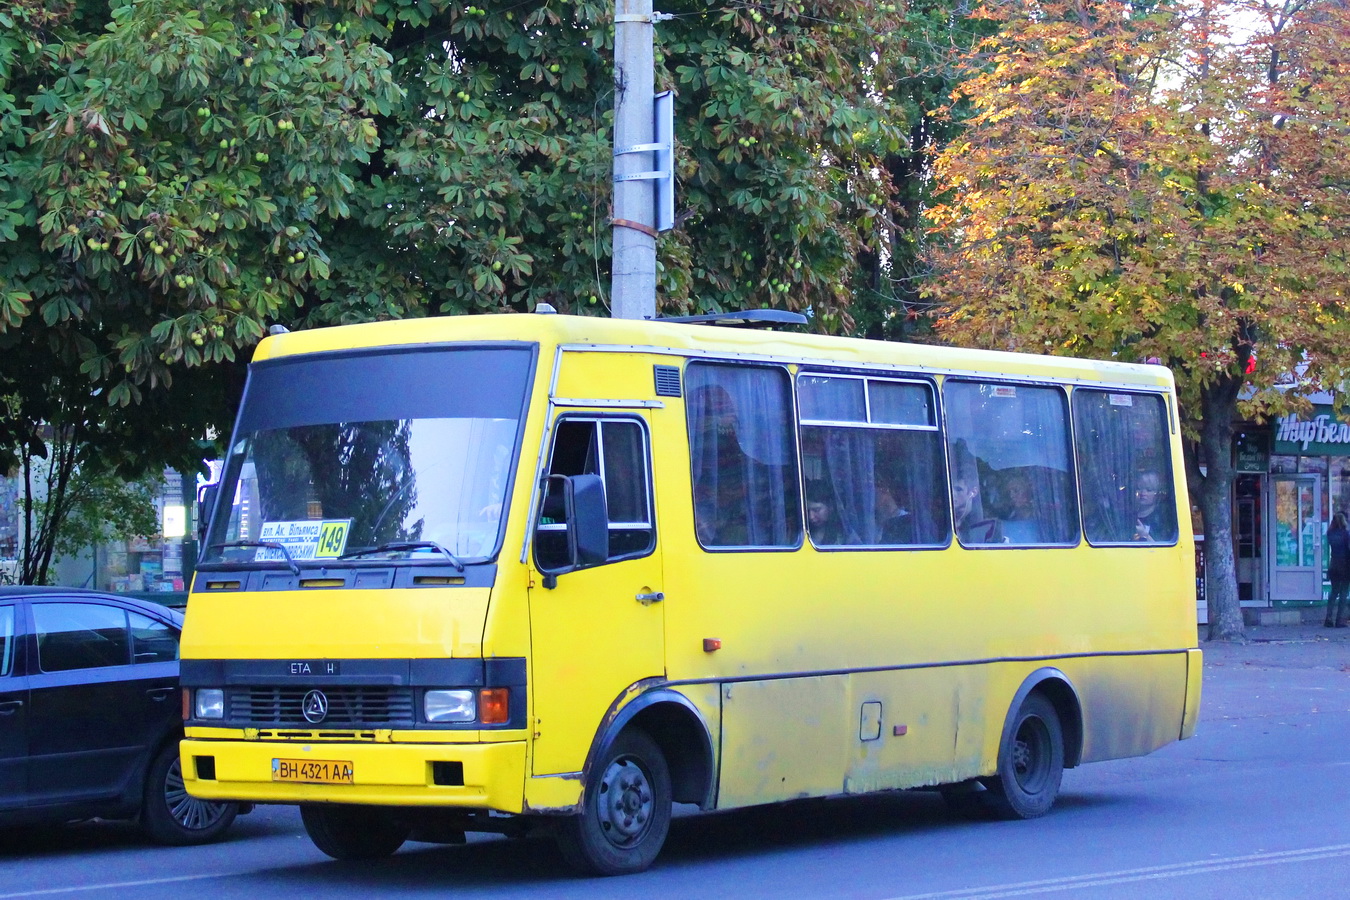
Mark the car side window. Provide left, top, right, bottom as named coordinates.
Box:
left=0, top=605, right=14, bottom=677
left=33, top=603, right=131, bottom=673
left=130, top=611, right=179, bottom=664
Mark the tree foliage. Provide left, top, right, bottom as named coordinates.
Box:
left=51, top=470, right=160, bottom=570
left=4, top=0, right=919, bottom=387
left=1, top=0, right=936, bottom=581
left=923, top=0, right=1350, bottom=638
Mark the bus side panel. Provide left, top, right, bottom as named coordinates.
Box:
left=1181, top=648, right=1202, bottom=739
left=844, top=667, right=970, bottom=794
left=1060, top=652, right=1191, bottom=763
left=718, top=676, right=848, bottom=808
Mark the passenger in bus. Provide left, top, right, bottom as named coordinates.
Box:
left=875, top=478, right=915, bottom=544
left=806, top=491, right=846, bottom=546
left=1132, top=471, right=1177, bottom=542
left=952, top=472, right=1005, bottom=545
left=1001, top=472, right=1041, bottom=544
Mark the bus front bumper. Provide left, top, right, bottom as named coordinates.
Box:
left=180, top=738, right=526, bottom=812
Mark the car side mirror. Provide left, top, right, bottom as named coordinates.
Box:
left=197, top=483, right=219, bottom=543
left=536, top=473, right=610, bottom=587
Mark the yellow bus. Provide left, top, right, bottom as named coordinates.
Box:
left=181, top=311, right=1201, bottom=874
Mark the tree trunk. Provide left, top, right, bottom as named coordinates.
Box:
left=1195, top=378, right=1245, bottom=641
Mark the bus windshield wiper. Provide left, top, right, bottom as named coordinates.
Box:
left=210, top=540, right=301, bottom=576
left=339, top=541, right=466, bottom=572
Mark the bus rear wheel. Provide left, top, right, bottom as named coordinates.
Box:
left=557, top=729, right=672, bottom=876
left=983, top=693, right=1064, bottom=820
left=300, top=804, right=410, bottom=860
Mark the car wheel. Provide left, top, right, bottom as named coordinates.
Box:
left=141, top=742, right=239, bottom=845
left=556, top=728, right=672, bottom=876
left=982, top=692, right=1064, bottom=820
left=301, top=804, right=410, bottom=860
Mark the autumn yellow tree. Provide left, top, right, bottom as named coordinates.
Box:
left=923, top=0, right=1350, bottom=639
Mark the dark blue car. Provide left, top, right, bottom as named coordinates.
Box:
left=0, top=587, right=238, bottom=844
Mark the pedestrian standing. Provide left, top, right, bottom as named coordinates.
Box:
left=1325, top=511, right=1350, bottom=628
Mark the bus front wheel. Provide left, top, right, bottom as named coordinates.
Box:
left=557, top=728, right=672, bottom=876
left=983, top=692, right=1064, bottom=820
left=301, top=804, right=410, bottom=860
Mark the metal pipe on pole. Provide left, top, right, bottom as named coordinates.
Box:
left=610, top=0, right=657, bottom=320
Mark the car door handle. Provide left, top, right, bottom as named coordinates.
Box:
left=0, top=700, right=21, bottom=715
left=635, top=591, right=664, bottom=605
left=146, top=687, right=175, bottom=702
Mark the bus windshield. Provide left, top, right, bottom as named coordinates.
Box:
left=199, top=345, right=534, bottom=567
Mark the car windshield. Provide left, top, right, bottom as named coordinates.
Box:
left=200, top=345, right=534, bottom=567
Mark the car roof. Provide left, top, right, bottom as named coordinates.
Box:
left=0, top=586, right=183, bottom=625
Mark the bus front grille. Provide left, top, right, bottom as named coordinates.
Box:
left=226, top=686, right=416, bottom=727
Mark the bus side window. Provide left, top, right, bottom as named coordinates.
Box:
left=944, top=381, right=1080, bottom=547
left=535, top=417, right=655, bottom=572
left=686, top=363, right=803, bottom=549
left=797, top=374, right=948, bottom=548
left=1073, top=390, right=1178, bottom=545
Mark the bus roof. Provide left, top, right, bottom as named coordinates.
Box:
left=252, top=313, right=1174, bottom=390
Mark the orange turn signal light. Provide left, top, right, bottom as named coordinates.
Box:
left=479, top=688, right=510, bottom=725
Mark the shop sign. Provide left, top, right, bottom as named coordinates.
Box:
left=1235, top=432, right=1270, bottom=472
left=1273, top=406, right=1350, bottom=455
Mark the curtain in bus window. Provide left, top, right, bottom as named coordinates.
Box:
left=817, top=428, right=875, bottom=543
left=686, top=363, right=802, bottom=548
left=806, top=427, right=948, bottom=546
left=798, top=375, right=949, bottom=547
left=1073, top=390, right=1177, bottom=544
left=945, top=381, right=1079, bottom=546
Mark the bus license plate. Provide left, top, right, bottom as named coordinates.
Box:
left=272, top=758, right=354, bottom=784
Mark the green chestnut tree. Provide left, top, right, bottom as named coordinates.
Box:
left=2, top=0, right=931, bottom=582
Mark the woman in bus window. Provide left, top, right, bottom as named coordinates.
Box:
left=1001, top=471, right=1041, bottom=544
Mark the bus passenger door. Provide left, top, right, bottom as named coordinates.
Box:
left=528, top=414, right=664, bottom=776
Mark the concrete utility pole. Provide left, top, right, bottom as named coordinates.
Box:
left=610, top=0, right=657, bottom=320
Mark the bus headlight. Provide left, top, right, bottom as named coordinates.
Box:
left=195, top=688, right=225, bottom=719
left=425, top=689, right=476, bottom=723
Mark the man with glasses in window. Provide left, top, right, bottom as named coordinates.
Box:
left=1132, top=471, right=1176, bottom=542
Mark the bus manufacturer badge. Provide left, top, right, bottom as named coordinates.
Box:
left=302, top=690, right=329, bottom=724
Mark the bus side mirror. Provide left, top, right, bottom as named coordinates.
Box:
left=536, top=473, right=609, bottom=587
left=197, top=483, right=219, bottom=543
left=569, top=473, right=610, bottom=567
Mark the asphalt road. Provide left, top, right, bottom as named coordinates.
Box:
left=3, top=627, right=1348, bottom=899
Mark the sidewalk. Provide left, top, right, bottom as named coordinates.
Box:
left=1199, top=620, right=1350, bottom=669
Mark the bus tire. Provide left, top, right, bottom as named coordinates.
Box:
left=983, top=693, right=1064, bottom=820
left=300, top=804, right=410, bottom=860
left=557, top=728, right=672, bottom=876
left=140, top=742, right=239, bottom=846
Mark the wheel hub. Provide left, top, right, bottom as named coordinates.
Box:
left=1012, top=716, right=1050, bottom=792
left=597, top=757, right=653, bottom=848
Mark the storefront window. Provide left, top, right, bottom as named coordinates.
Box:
left=1270, top=455, right=1299, bottom=474
left=1331, top=460, right=1350, bottom=521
